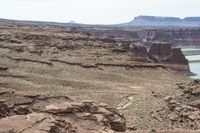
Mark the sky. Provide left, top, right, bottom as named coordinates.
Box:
left=0, top=0, right=200, bottom=24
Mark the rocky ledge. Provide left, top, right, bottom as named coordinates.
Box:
left=0, top=91, right=126, bottom=133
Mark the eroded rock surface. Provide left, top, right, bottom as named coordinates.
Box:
left=0, top=91, right=126, bottom=133
left=149, top=42, right=172, bottom=61
left=149, top=42, right=189, bottom=72
left=153, top=80, right=200, bottom=130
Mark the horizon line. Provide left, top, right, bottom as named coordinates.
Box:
left=1, top=15, right=200, bottom=25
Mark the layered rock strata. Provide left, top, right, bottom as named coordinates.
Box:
left=0, top=91, right=126, bottom=133
left=148, top=42, right=190, bottom=72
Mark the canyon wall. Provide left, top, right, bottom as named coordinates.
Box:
left=70, top=27, right=200, bottom=47
left=140, top=29, right=200, bottom=47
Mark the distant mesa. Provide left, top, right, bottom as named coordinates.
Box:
left=133, top=16, right=180, bottom=22
left=121, top=15, right=200, bottom=27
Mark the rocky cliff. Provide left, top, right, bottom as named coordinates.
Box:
left=1, top=17, right=200, bottom=47
left=140, top=28, right=200, bottom=47
left=69, top=27, right=200, bottom=47
left=148, top=42, right=190, bottom=72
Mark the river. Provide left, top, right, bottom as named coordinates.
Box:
left=182, top=48, right=200, bottom=79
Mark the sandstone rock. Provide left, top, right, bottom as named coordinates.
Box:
left=149, top=42, right=171, bottom=61
left=0, top=92, right=126, bottom=132
left=44, top=102, right=74, bottom=114
left=42, top=101, right=126, bottom=132
left=148, top=42, right=190, bottom=72
left=168, top=48, right=189, bottom=65
left=148, top=42, right=188, bottom=64
left=0, top=113, right=50, bottom=133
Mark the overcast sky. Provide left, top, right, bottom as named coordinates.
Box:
left=0, top=0, right=199, bottom=24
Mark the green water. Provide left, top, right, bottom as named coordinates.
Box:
left=182, top=48, right=200, bottom=79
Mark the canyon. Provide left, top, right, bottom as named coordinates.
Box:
left=69, top=26, right=200, bottom=47
left=0, top=18, right=199, bottom=132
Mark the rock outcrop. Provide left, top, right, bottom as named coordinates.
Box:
left=149, top=42, right=172, bottom=61
left=148, top=42, right=190, bottom=72
left=0, top=91, right=126, bottom=133
left=168, top=48, right=189, bottom=64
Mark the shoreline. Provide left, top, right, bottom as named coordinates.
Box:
left=181, top=47, right=200, bottom=79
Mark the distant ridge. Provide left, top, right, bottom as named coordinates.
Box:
left=0, top=18, right=68, bottom=27
left=1, top=16, right=200, bottom=27
left=121, top=15, right=200, bottom=27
